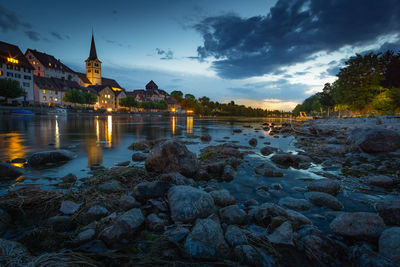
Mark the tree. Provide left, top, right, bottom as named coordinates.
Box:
left=319, top=83, right=335, bottom=116
left=82, top=91, right=97, bottom=105
left=184, top=94, right=195, bottom=100
left=63, top=89, right=84, bottom=106
left=171, top=90, right=183, bottom=102
left=198, top=96, right=210, bottom=106
left=119, top=96, right=138, bottom=108
left=0, top=78, right=25, bottom=102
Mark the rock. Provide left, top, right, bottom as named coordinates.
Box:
left=76, top=229, right=96, bottom=243
left=234, top=245, right=275, bottom=267
left=270, top=153, right=312, bottom=169
left=306, top=179, right=341, bottom=196
left=146, top=213, right=168, bottom=232
left=90, top=164, right=105, bottom=171
left=60, top=173, right=77, bottom=183
left=119, top=195, right=141, bottom=211
left=222, top=165, right=235, bottom=181
left=0, top=208, right=11, bottom=231
left=219, top=205, right=247, bottom=225
left=254, top=163, right=283, bottom=177
left=60, top=200, right=81, bottom=215
left=184, top=218, right=229, bottom=260
left=271, top=183, right=282, bottom=190
left=28, top=150, right=75, bottom=166
left=98, top=180, right=123, bottom=193
left=48, top=215, right=76, bottom=232
left=225, top=225, right=248, bottom=247
left=249, top=138, right=258, bottom=147
left=113, top=161, right=130, bottom=166
left=268, top=221, right=293, bottom=245
left=145, top=140, right=199, bottom=177
left=376, top=201, right=400, bottom=226
left=285, top=209, right=313, bottom=228
left=10, top=158, right=26, bottom=163
left=164, top=226, right=190, bottom=243
left=159, top=172, right=195, bottom=186
left=244, top=199, right=259, bottom=207
left=363, top=175, right=394, bottom=188
left=168, top=185, right=215, bottom=223
left=0, top=162, right=24, bottom=179
left=305, top=192, right=343, bottom=210
left=201, top=134, right=212, bottom=142
left=131, top=153, right=147, bottom=161
left=379, top=227, right=400, bottom=262
left=330, top=212, right=386, bottom=240
left=128, top=140, right=152, bottom=151
left=350, top=243, right=394, bottom=267
left=347, top=128, right=400, bottom=153
left=260, top=146, right=277, bottom=156
left=133, top=181, right=172, bottom=200
left=251, top=203, right=288, bottom=227
left=209, top=189, right=236, bottom=207
left=100, top=208, right=144, bottom=247
left=278, top=197, right=311, bottom=211
left=233, top=129, right=242, bottom=133
left=85, top=205, right=109, bottom=223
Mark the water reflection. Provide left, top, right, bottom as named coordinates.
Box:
left=171, top=116, right=177, bottom=135
left=0, top=133, right=27, bottom=167
left=186, top=116, right=193, bottom=134
left=107, top=115, right=112, bottom=148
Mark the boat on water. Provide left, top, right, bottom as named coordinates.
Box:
left=9, top=109, right=34, bottom=115
left=48, top=108, right=67, bottom=114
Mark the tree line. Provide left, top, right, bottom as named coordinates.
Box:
left=119, top=96, right=168, bottom=110
left=169, top=91, right=287, bottom=117
left=293, top=50, right=400, bottom=116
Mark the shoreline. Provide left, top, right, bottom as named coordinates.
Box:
left=0, top=117, right=399, bottom=266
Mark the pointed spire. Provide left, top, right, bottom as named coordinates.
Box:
left=88, top=32, right=98, bottom=61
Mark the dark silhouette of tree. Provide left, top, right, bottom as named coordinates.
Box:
left=0, top=78, right=25, bottom=102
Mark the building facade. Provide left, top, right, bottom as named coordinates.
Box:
left=25, top=49, right=79, bottom=82
left=85, top=35, right=102, bottom=85
left=0, top=41, right=34, bottom=103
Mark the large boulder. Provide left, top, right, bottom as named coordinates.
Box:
left=225, top=225, right=248, bottom=247
left=363, top=175, right=394, bottom=188
left=251, top=203, right=288, bottom=227
left=278, top=197, right=311, bottom=211
left=168, top=186, right=215, bottom=223
left=375, top=201, right=400, bottom=226
left=270, top=153, right=312, bottom=169
left=379, top=227, right=400, bottom=262
left=330, top=212, right=386, bottom=240
left=99, top=208, right=144, bottom=247
left=184, top=218, right=229, bottom=260
left=133, top=181, right=172, bottom=200
left=219, top=205, right=247, bottom=225
left=268, top=221, right=294, bottom=245
left=304, top=192, right=343, bottom=210
left=347, top=128, right=400, bottom=153
left=209, top=189, right=236, bottom=207
left=306, top=179, right=341, bottom=196
left=254, top=163, right=283, bottom=177
left=145, top=140, right=199, bottom=177
left=28, top=150, right=75, bottom=166
left=0, top=162, right=24, bottom=179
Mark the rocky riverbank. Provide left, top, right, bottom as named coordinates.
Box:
left=0, top=117, right=400, bottom=266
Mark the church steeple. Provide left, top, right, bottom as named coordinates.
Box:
left=85, top=32, right=102, bottom=85
left=88, top=34, right=98, bottom=61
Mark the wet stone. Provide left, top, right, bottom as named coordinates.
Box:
left=60, top=200, right=81, bottom=215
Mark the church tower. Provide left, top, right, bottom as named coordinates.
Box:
left=85, top=33, right=102, bottom=85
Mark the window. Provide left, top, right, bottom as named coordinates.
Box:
left=48, top=63, right=51, bottom=66
left=0, top=70, right=2, bottom=76
left=55, top=91, right=58, bottom=95
left=105, top=100, right=107, bottom=104
left=87, top=63, right=91, bottom=67
left=49, top=90, right=52, bottom=94
left=42, top=90, right=46, bottom=94
left=15, top=74, right=21, bottom=78
left=95, top=63, right=99, bottom=67
left=23, top=82, right=29, bottom=87
left=24, top=75, right=31, bottom=80
left=7, top=65, right=12, bottom=70
left=43, top=96, right=46, bottom=101
left=15, top=66, right=20, bottom=71
left=29, top=55, right=32, bottom=59
left=88, top=69, right=91, bottom=73
left=95, top=70, right=99, bottom=74
left=50, top=97, right=53, bottom=101
left=7, top=72, right=13, bottom=77
left=55, top=97, right=58, bottom=102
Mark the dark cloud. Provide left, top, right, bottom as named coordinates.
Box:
left=156, top=48, right=174, bottom=60
left=227, top=79, right=310, bottom=101
left=106, top=39, right=124, bottom=47
left=0, top=5, right=31, bottom=33
left=25, top=31, right=41, bottom=41
left=50, top=31, right=70, bottom=40
left=295, top=71, right=308, bottom=76
left=194, top=0, right=400, bottom=79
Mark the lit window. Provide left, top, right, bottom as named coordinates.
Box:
left=49, top=90, right=52, bottom=94
left=42, top=90, right=46, bottom=94
left=0, top=70, right=2, bottom=76
left=50, top=97, right=53, bottom=101
left=105, top=100, right=107, bottom=104
left=43, top=96, right=46, bottom=101
left=7, top=57, right=18, bottom=64
left=48, top=63, right=51, bottom=66
left=55, top=97, right=58, bottom=102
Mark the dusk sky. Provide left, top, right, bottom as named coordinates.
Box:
left=1, top=0, right=399, bottom=111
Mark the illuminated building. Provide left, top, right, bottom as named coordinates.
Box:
left=0, top=41, right=34, bottom=103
